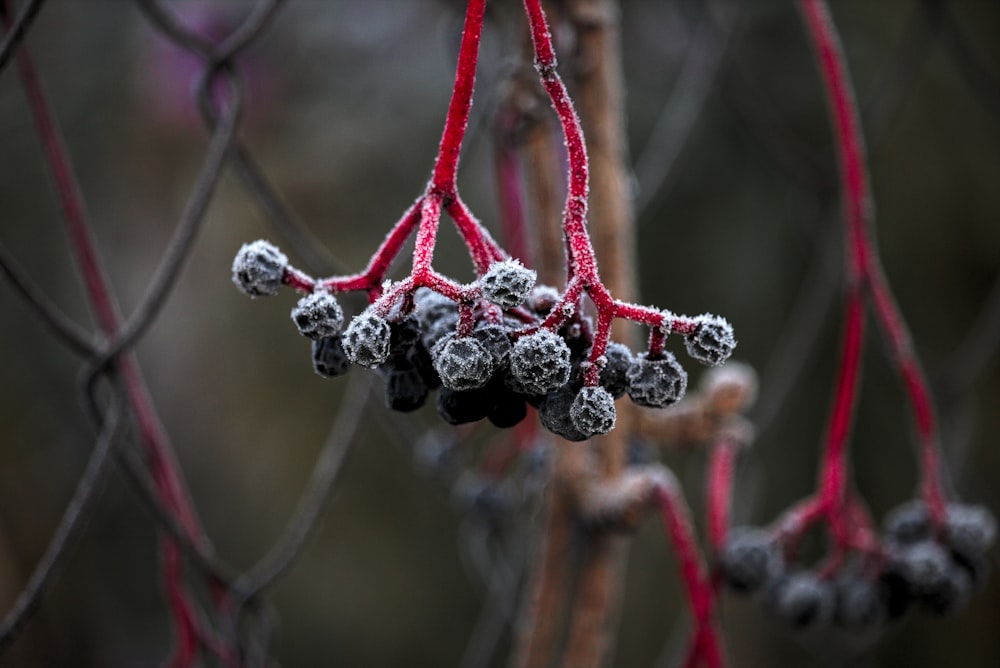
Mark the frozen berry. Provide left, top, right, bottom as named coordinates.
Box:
left=473, top=322, right=513, bottom=368
left=920, top=562, right=972, bottom=616
left=384, top=365, right=429, bottom=412
left=626, top=352, right=687, bottom=408
left=944, top=503, right=997, bottom=562
left=883, top=500, right=930, bottom=546
left=599, top=342, right=633, bottom=399
left=509, top=329, right=572, bottom=395
left=488, top=385, right=528, bottom=429
left=719, top=526, right=782, bottom=593
left=834, top=578, right=887, bottom=630
left=480, top=259, right=536, bottom=308
left=291, top=290, right=344, bottom=339
left=538, top=385, right=588, bottom=442
left=888, top=541, right=951, bottom=598
left=685, top=314, right=736, bottom=366
left=232, top=240, right=287, bottom=297
left=570, top=386, right=616, bottom=437
left=389, top=315, right=422, bottom=356
left=311, top=336, right=351, bottom=378
left=526, top=284, right=560, bottom=315
left=342, top=310, right=392, bottom=368
left=432, top=335, right=496, bottom=391
left=767, top=571, right=835, bottom=628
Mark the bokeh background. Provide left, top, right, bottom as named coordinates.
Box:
left=0, top=0, right=998, bottom=666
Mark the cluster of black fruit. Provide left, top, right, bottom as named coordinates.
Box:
left=232, top=240, right=737, bottom=440
left=718, top=500, right=996, bottom=629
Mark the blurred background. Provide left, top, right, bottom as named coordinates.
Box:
left=0, top=0, right=997, bottom=666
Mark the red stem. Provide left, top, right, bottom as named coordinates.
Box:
left=10, top=19, right=211, bottom=665
left=706, top=440, right=738, bottom=555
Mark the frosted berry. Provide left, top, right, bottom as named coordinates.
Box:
left=834, top=578, right=887, bottom=629
left=526, top=284, right=560, bottom=315
left=311, top=336, right=351, bottom=378
left=944, top=503, right=997, bottom=562
left=570, top=386, right=616, bottom=437
left=626, top=352, right=687, bottom=408
left=480, top=259, right=536, bottom=308
left=538, top=385, right=588, bottom=442
left=719, top=526, right=782, bottom=593
left=767, top=571, right=835, bottom=628
left=883, top=500, right=930, bottom=545
left=473, top=323, right=513, bottom=368
left=599, top=342, right=633, bottom=399
left=342, top=309, right=392, bottom=368
left=432, top=335, right=496, bottom=391
left=889, top=541, right=951, bottom=598
left=232, top=240, right=287, bottom=297
left=389, top=315, right=422, bottom=356
left=384, top=365, right=429, bottom=412
left=291, top=290, right=344, bottom=339
left=684, top=314, right=736, bottom=366
left=509, top=329, right=572, bottom=395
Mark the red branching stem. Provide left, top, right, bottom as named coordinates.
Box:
left=706, top=440, right=738, bottom=555
left=800, top=0, right=949, bottom=528
left=431, top=0, right=486, bottom=195
left=654, top=483, right=723, bottom=668
left=11, top=24, right=209, bottom=665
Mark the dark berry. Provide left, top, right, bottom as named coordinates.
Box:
left=384, top=365, right=429, bottom=412
left=685, top=314, right=736, bottom=366
left=479, top=259, right=536, bottom=308
left=291, top=290, right=344, bottom=339
left=626, top=351, right=687, bottom=408
left=389, top=315, right=422, bottom=356
left=919, top=562, right=972, bottom=616
left=883, top=500, right=930, bottom=546
left=311, top=336, right=351, bottom=378
left=232, top=239, right=287, bottom=297
left=526, top=284, right=560, bottom=315
left=599, top=342, right=633, bottom=399
left=719, top=526, right=782, bottom=593
left=342, top=310, right=392, bottom=368
left=538, top=385, right=588, bottom=442
left=436, top=386, right=493, bottom=425
left=473, top=322, right=513, bottom=368
left=432, top=335, right=496, bottom=391
left=944, top=503, right=997, bottom=562
left=488, top=384, right=528, bottom=429
left=834, top=577, right=887, bottom=630
left=570, top=386, right=616, bottom=437
left=888, top=541, right=951, bottom=598
left=766, top=571, right=835, bottom=628
left=509, top=329, right=572, bottom=395
left=407, top=343, right=441, bottom=390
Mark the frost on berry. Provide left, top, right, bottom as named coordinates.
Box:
left=509, top=329, right=572, bottom=395
left=311, top=336, right=351, bottom=378
left=834, top=578, right=887, bottom=630
left=570, top=386, right=616, bottom=437
left=479, top=259, right=536, bottom=308
left=626, top=351, right=687, bottom=408
left=472, top=322, right=513, bottom=369
left=685, top=314, right=736, bottom=366
left=598, top=342, right=633, bottom=399
left=766, top=571, right=835, bottom=628
left=525, top=284, right=560, bottom=315
left=232, top=239, right=287, bottom=297
left=432, top=335, right=496, bottom=391
left=342, top=309, right=392, bottom=368
left=719, top=526, right=782, bottom=593
left=538, top=385, right=588, bottom=442
left=883, top=500, right=931, bottom=546
left=888, top=541, right=951, bottom=599
left=291, top=290, right=344, bottom=339
left=944, top=503, right=997, bottom=562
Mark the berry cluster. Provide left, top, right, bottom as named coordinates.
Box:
left=232, top=241, right=736, bottom=440
left=718, top=500, right=996, bottom=629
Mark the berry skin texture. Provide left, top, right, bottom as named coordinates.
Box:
left=509, top=329, right=572, bottom=395
left=944, top=503, right=997, bottom=562
left=599, top=341, right=633, bottom=399
left=834, top=578, right=887, bottom=630
left=291, top=290, right=345, bottom=339
left=889, top=541, right=952, bottom=598
left=538, top=386, right=589, bottom=442
left=436, top=386, right=493, bottom=425
left=767, top=571, right=835, bottom=628
left=232, top=240, right=287, bottom=297
left=342, top=310, right=392, bottom=368
left=719, top=526, right=783, bottom=593
left=384, top=365, right=429, bottom=413
left=570, top=386, right=616, bottom=437
left=479, top=259, right=536, bottom=308
left=685, top=314, right=736, bottom=366
left=311, top=336, right=351, bottom=378
left=882, top=500, right=931, bottom=546
left=626, top=351, right=687, bottom=408
left=473, top=323, right=513, bottom=368
left=432, top=335, right=496, bottom=391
